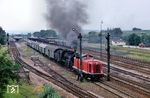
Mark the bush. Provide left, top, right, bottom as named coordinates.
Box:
left=39, top=84, right=60, bottom=98
left=0, top=47, right=19, bottom=97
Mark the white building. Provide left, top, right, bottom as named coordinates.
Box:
left=111, top=39, right=126, bottom=46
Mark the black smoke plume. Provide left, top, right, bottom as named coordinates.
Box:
left=46, top=0, right=88, bottom=48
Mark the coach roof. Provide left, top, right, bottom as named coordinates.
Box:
left=39, top=43, right=47, bottom=48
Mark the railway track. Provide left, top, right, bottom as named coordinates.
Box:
left=84, top=49, right=150, bottom=87
left=22, top=40, right=150, bottom=97
left=84, top=48, right=150, bottom=69
left=25, top=43, right=150, bottom=98
left=103, top=68, right=150, bottom=94
left=9, top=41, right=99, bottom=98
left=84, top=49, right=150, bottom=75
left=110, top=60, right=150, bottom=75
left=95, top=82, right=134, bottom=98
left=106, top=65, right=150, bottom=83
left=30, top=53, right=148, bottom=98
left=95, top=75, right=150, bottom=98
left=82, top=48, right=150, bottom=97
left=28, top=49, right=150, bottom=98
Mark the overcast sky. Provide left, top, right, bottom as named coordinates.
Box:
left=0, top=0, right=150, bottom=33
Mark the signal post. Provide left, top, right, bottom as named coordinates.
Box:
left=106, top=33, right=110, bottom=81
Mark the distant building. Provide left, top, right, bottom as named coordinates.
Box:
left=139, top=43, right=145, bottom=47
left=139, top=43, right=150, bottom=47
left=13, top=36, right=23, bottom=41
left=111, top=39, right=126, bottom=46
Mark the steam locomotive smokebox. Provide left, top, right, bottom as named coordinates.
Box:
left=61, top=50, right=75, bottom=68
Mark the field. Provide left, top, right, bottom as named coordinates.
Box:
left=111, top=45, right=150, bottom=62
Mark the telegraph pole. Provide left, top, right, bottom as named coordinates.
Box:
left=72, top=28, right=83, bottom=81
left=100, top=21, right=103, bottom=59
left=106, top=32, right=110, bottom=81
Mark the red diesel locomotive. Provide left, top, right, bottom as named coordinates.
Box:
left=73, top=54, right=104, bottom=80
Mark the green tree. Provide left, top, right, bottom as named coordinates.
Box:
left=141, top=33, right=146, bottom=43
left=39, top=84, right=60, bottom=98
left=109, top=28, right=123, bottom=38
left=128, top=33, right=141, bottom=46
left=0, top=27, right=6, bottom=45
left=144, top=35, right=150, bottom=44
left=0, top=48, right=19, bottom=97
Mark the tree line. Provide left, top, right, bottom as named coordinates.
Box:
left=88, top=28, right=123, bottom=43
left=33, top=30, right=57, bottom=38
left=0, top=27, right=6, bottom=45
left=123, top=33, right=150, bottom=46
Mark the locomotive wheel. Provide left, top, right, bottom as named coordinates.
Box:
left=84, top=75, right=91, bottom=81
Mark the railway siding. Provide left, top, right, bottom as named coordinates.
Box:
left=95, top=83, right=133, bottom=98
left=11, top=40, right=150, bottom=98
left=9, top=41, right=100, bottom=98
